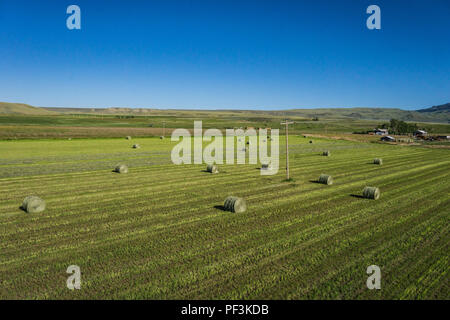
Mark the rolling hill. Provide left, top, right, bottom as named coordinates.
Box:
left=1, top=101, right=449, bottom=123
left=0, top=102, right=57, bottom=115
left=417, top=103, right=450, bottom=113
left=275, top=106, right=450, bottom=123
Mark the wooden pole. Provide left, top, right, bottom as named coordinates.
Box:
left=286, top=121, right=289, bottom=179
left=281, top=120, right=294, bottom=180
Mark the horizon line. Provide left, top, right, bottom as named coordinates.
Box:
left=4, top=101, right=446, bottom=112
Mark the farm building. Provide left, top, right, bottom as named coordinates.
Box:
left=381, top=135, right=396, bottom=142
left=374, top=128, right=389, bottom=135
left=414, top=130, right=428, bottom=137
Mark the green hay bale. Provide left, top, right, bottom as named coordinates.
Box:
left=114, top=164, right=128, bottom=174
left=126, top=136, right=131, bottom=140
left=224, top=196, right=247, bottom=213
left=363, top=186, right=380, bottom=200
left=22, top=196, right=45, bottom=214
left=374, top=158, right=383, bottom=165
left=318, top=174, right=333, bottom=185
left=323, top=150, right=331, bottom=156
left=132, top=144, right=140, bottom=149
left=206, top=164, right=219, bottom=174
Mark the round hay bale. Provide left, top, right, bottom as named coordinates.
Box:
left=374, top=158, right=383, bottom=165
left=114, top=164, right=128, bottom=174
left=318, top=174, right=333, bottom=185
left=206, top=164, right=219, bottom=174
left=126, top=136, right=131, bottom=140
left=246, top=141, right=250, bottom=145
left=309, top=140, right=313, bottom=144
left=132, top=144, right=140, bottom=149
left=160, top=136, right=164, bottom=139
left=363, top=186, right=380, bottom=200
left=224, top=196, right=247, bottom=213
left=22, top=196, right=45, bottom=214
left=323, top=150, right=331, bottom=156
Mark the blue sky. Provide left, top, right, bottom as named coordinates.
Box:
left=0, top=0, right=449, bottom=110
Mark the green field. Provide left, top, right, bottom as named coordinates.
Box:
left=1, top=114, right=449, bottom=141
left=0, top=135, right=448, bottom=299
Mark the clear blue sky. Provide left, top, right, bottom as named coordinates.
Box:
left=0, top=0, right=449, bottom=110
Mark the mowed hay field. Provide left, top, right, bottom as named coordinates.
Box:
left=0, top=136, right=449, bottom=299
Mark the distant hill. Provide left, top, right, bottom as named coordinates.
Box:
left=44, top=107, right=158, bottom=114
left=417, top=103, right=450, bottom=113
left=42, top=105, right=449, bottom=122
left=1, top=101, right=449, bottom=123
left=0, top=102, right=57, bottom=115
left=274, top=107, right=450, bottom=123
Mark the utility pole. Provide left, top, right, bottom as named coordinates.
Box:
left=281, top=119, right=294, bottom=180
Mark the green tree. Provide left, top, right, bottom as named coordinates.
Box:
left=388, top=119, right=418, bottom=135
